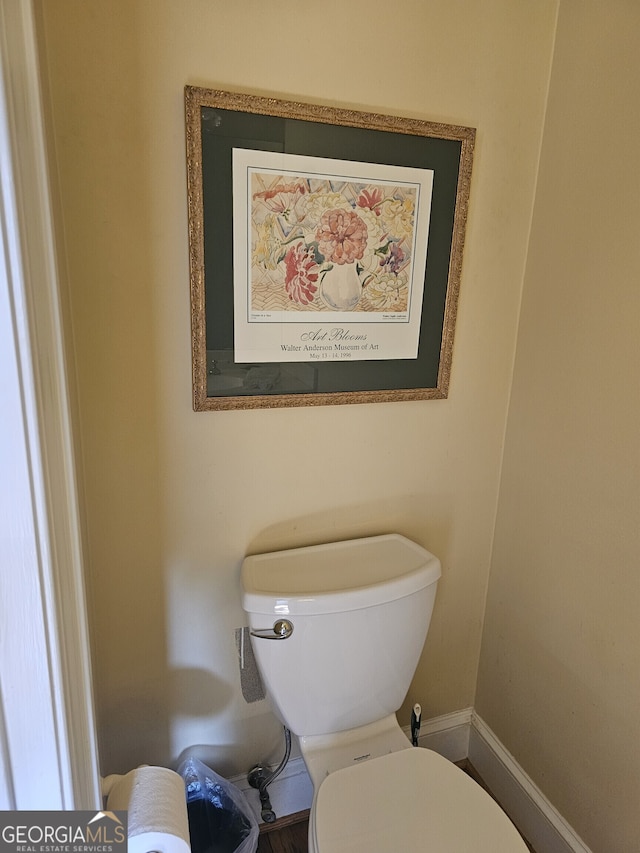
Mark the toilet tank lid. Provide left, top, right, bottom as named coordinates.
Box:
left=241, top=534, right=441, bottom=616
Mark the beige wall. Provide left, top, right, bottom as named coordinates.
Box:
left=476, top=1, right=640, bottom=850
left=37, top=0, right=557, bottom=779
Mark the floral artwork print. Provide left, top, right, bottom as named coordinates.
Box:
left=250, top=170, right=418, bottom=314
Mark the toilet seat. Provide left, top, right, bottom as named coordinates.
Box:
left=311, top=748, right=529, bottom=852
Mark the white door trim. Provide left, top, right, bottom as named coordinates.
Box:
left=0, top=0, right=100, bottom=810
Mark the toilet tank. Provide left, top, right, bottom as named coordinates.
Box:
left=241, top=534, right=441, bottom=737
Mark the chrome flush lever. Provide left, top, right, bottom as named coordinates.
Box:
left=250, top=619, right=294, bottom=640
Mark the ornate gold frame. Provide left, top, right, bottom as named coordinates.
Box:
left=185, top=86, right=475, bottom=411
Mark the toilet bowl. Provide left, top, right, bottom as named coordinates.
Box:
left=241, top=534, right=528, bottom=852
left=309, top=747, right=527, bottom=852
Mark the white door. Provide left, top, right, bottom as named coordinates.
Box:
left=0, top=0, right=101, bottom=810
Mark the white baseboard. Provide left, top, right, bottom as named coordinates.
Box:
left=469, top=713, right=592, bottom=853
left=233, top=709, right=591, bottom=853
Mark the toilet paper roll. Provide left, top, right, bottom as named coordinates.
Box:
left=104, top=766, right=191, bottom=853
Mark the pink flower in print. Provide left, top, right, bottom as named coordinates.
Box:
left=315, top=209, right=368, bottom=265
left=283, top=243, right=319, bottom=305
left=253, top=179, right=308, bottom=220
left=356, top=187, right=384, bottom=215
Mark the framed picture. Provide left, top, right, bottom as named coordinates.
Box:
left=185, top=86, right=475, bottom=411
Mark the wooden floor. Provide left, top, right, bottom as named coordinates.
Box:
left=256, top=761, right=537, bottom=853
left=257, top=810, right=309, bottom=853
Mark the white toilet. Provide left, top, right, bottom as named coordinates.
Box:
left=241, top=534, right=528, bottom=852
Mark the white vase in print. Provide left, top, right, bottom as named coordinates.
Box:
left=320, top=261, right=362, bottom=311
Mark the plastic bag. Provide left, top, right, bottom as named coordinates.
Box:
left=178, top=756, right=258, bottom=853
